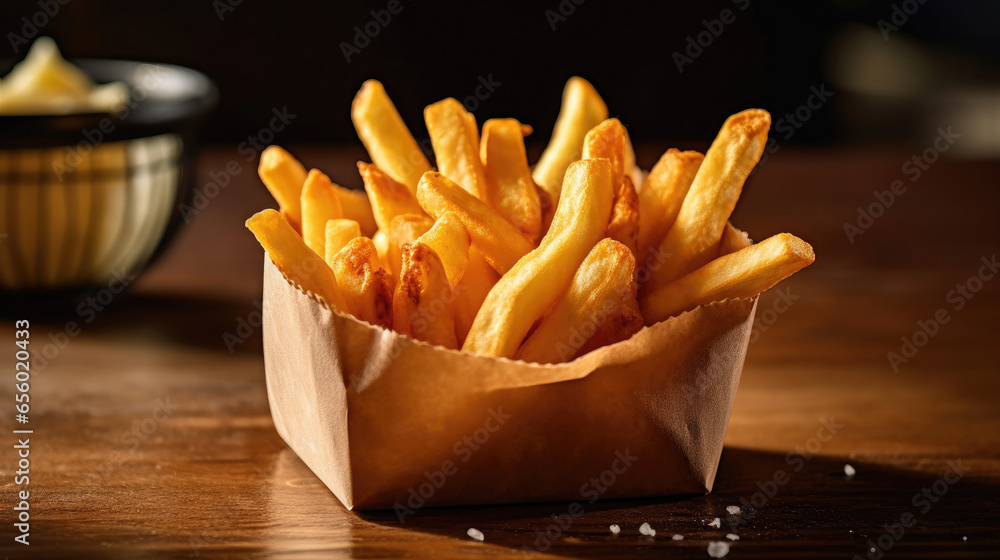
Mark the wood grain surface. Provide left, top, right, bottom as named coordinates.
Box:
left=0, top=146, right=997, bottom=558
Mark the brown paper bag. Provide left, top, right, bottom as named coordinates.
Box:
left=262, top=227, right=758, bottom=511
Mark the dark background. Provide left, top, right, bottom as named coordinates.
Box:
left=2, top=0, right=999, bottom=153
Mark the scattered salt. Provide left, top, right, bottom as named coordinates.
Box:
left=467, top=528, right=484, bottom=542
left=844, top=464, right=856, bottom=477
left=609, top=524, right=620, bottom=535
left=726, top=533, right=740, bottom=541
left=672, top=534, right=684, bottom=540
left=707, top=541, right=731, bottom=558
left=708, top=517, right=721, bottom=528
left=639, top=522, right=656, bottom=537
left=726, top=505, right=741, bottom=515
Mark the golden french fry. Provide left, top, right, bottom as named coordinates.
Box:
left=386, top=213, right=434, bottom=280
left=279, top=209, right=298, bottom=231
left=453, top=246, right=499, bottom=346
left=416, top=212, right=470, bottom=286
left=334, top=186, right=378, bottom=237
left=480, top=118, right=543, bottom=243
left=582, top=118, right=637, bottom=255
left=351, top=79, right=431, bottom=193
left=532, top=77, right=608, bottom=205
left=393, top=242, right=458, bottom=349
left=245, top=209, right=346, bottom=310
left=300, top=169, right=344, bottom=256
left=417, top=171, right=534, bottom=275
left=324, top=218, right=361, bottom=265
left=636, top=149, right=704, bottom=260
left=329, top=237, right=393, bottom=328
left=258, top=146, right=307, bottom=230
left=582, top=118, right=626, bottom=188
left=645, top=109, right=771, bottom=294
left=623, top=126, right=637, bottom=181
left=515, top=239, right=637, bottom=364
left=535, top=183, right=555, bottom=239
left=358, top=161, right=426, bottom=231
left=424, top=98, right=488, bottom=198
left=640, top=233, right=815, bottom=325
left=372, top=229, right=392, bottom=276
left=576, top=296, right=644, bottom=357
left=606, top=174, right=639, bottom=258
left=462, top=158, right=614, bottom=357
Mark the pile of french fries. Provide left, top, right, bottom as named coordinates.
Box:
left=246, top=77, right=814, bottom=363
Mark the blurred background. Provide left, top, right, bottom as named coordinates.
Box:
left=4, top=0, right=999, bottom=155
left=2, top=3, right=998, bottom=555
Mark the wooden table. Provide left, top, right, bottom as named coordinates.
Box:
left=2, top=146, right=998, bottom=558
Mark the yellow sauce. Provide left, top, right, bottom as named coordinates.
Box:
left=0, top=37, right=128, bottom=115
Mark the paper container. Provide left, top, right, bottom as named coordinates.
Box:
left=262, top=228, right=758, bottom=510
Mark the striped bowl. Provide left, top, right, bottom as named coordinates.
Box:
left=0, top=59, right=215, bottom=301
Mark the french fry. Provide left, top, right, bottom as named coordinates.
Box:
left=582, top=118, right=626, bottom=188
left=324, top=218, right=361, bottom=266
left=416, top=213, right=470, bottom=287
left=480, top=118, right=543, bottom=243
left=636, top=149, right=704, bottom=260
left=453, top=246, right=499, bottom=346
left=424, top=98, right=488, bottom=198
left=581, top=118, right=637, bottom=255
left=300, top=169, right=344, bottom=256
left=462, top=158, right=614, bottom=357
left=606, top=174, right=639, bottom=258
left=245, top=209, right=346, bottom=310
left=393, top=242, right=458, bottom=349
left=372, top=229, right=392, bottom=276
left=640, top=233, right=815, bottom=325
left=386, top=213, right=434, bottom=280
left=532, top=77, right=608, bottom=205
left=334, top=186, right=378, bottom=237
left=576, top=296, right=644, bottom=357
left=329, top=237, right=393, bottom=328
left=644, top=109, right=771, bottom=294
left=358, top=161, right=426, bottom=231
left=417, top=171, right=534, bottom=275
left=258, top=146, right=307, bottom=231
left=623, top=126, right=638, bottom=181
left=515, top=239, right=637, bottom=364
left=535, top=183, right=555, bottom=239
left=351, top=79, right=431, bottom=193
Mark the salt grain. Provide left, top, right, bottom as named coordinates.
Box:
left=707, top=541, right=731, bottom=558
left=672, top=534, right=684, bottom=540
left=726, top=505, right=741, bottom=515
left=467, top=528, right=484, bottom=542
left=844, top=464, right=856, bottom=477
left=639, top=522, right=656, bottom=537
left=963, top=536, right=968, bottom=541
left=609, top=524, right=620, bottom=535
left=726, top=533, right=740, bottom=541
left=708, top=517, right=721, bottom=528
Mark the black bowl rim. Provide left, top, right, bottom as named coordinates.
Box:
left=0, top=58, right=218, bottom=149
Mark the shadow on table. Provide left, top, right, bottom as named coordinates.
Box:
left=5, top=292, right=264, bottom=355
left=353, top=447, right=999, bottom=559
